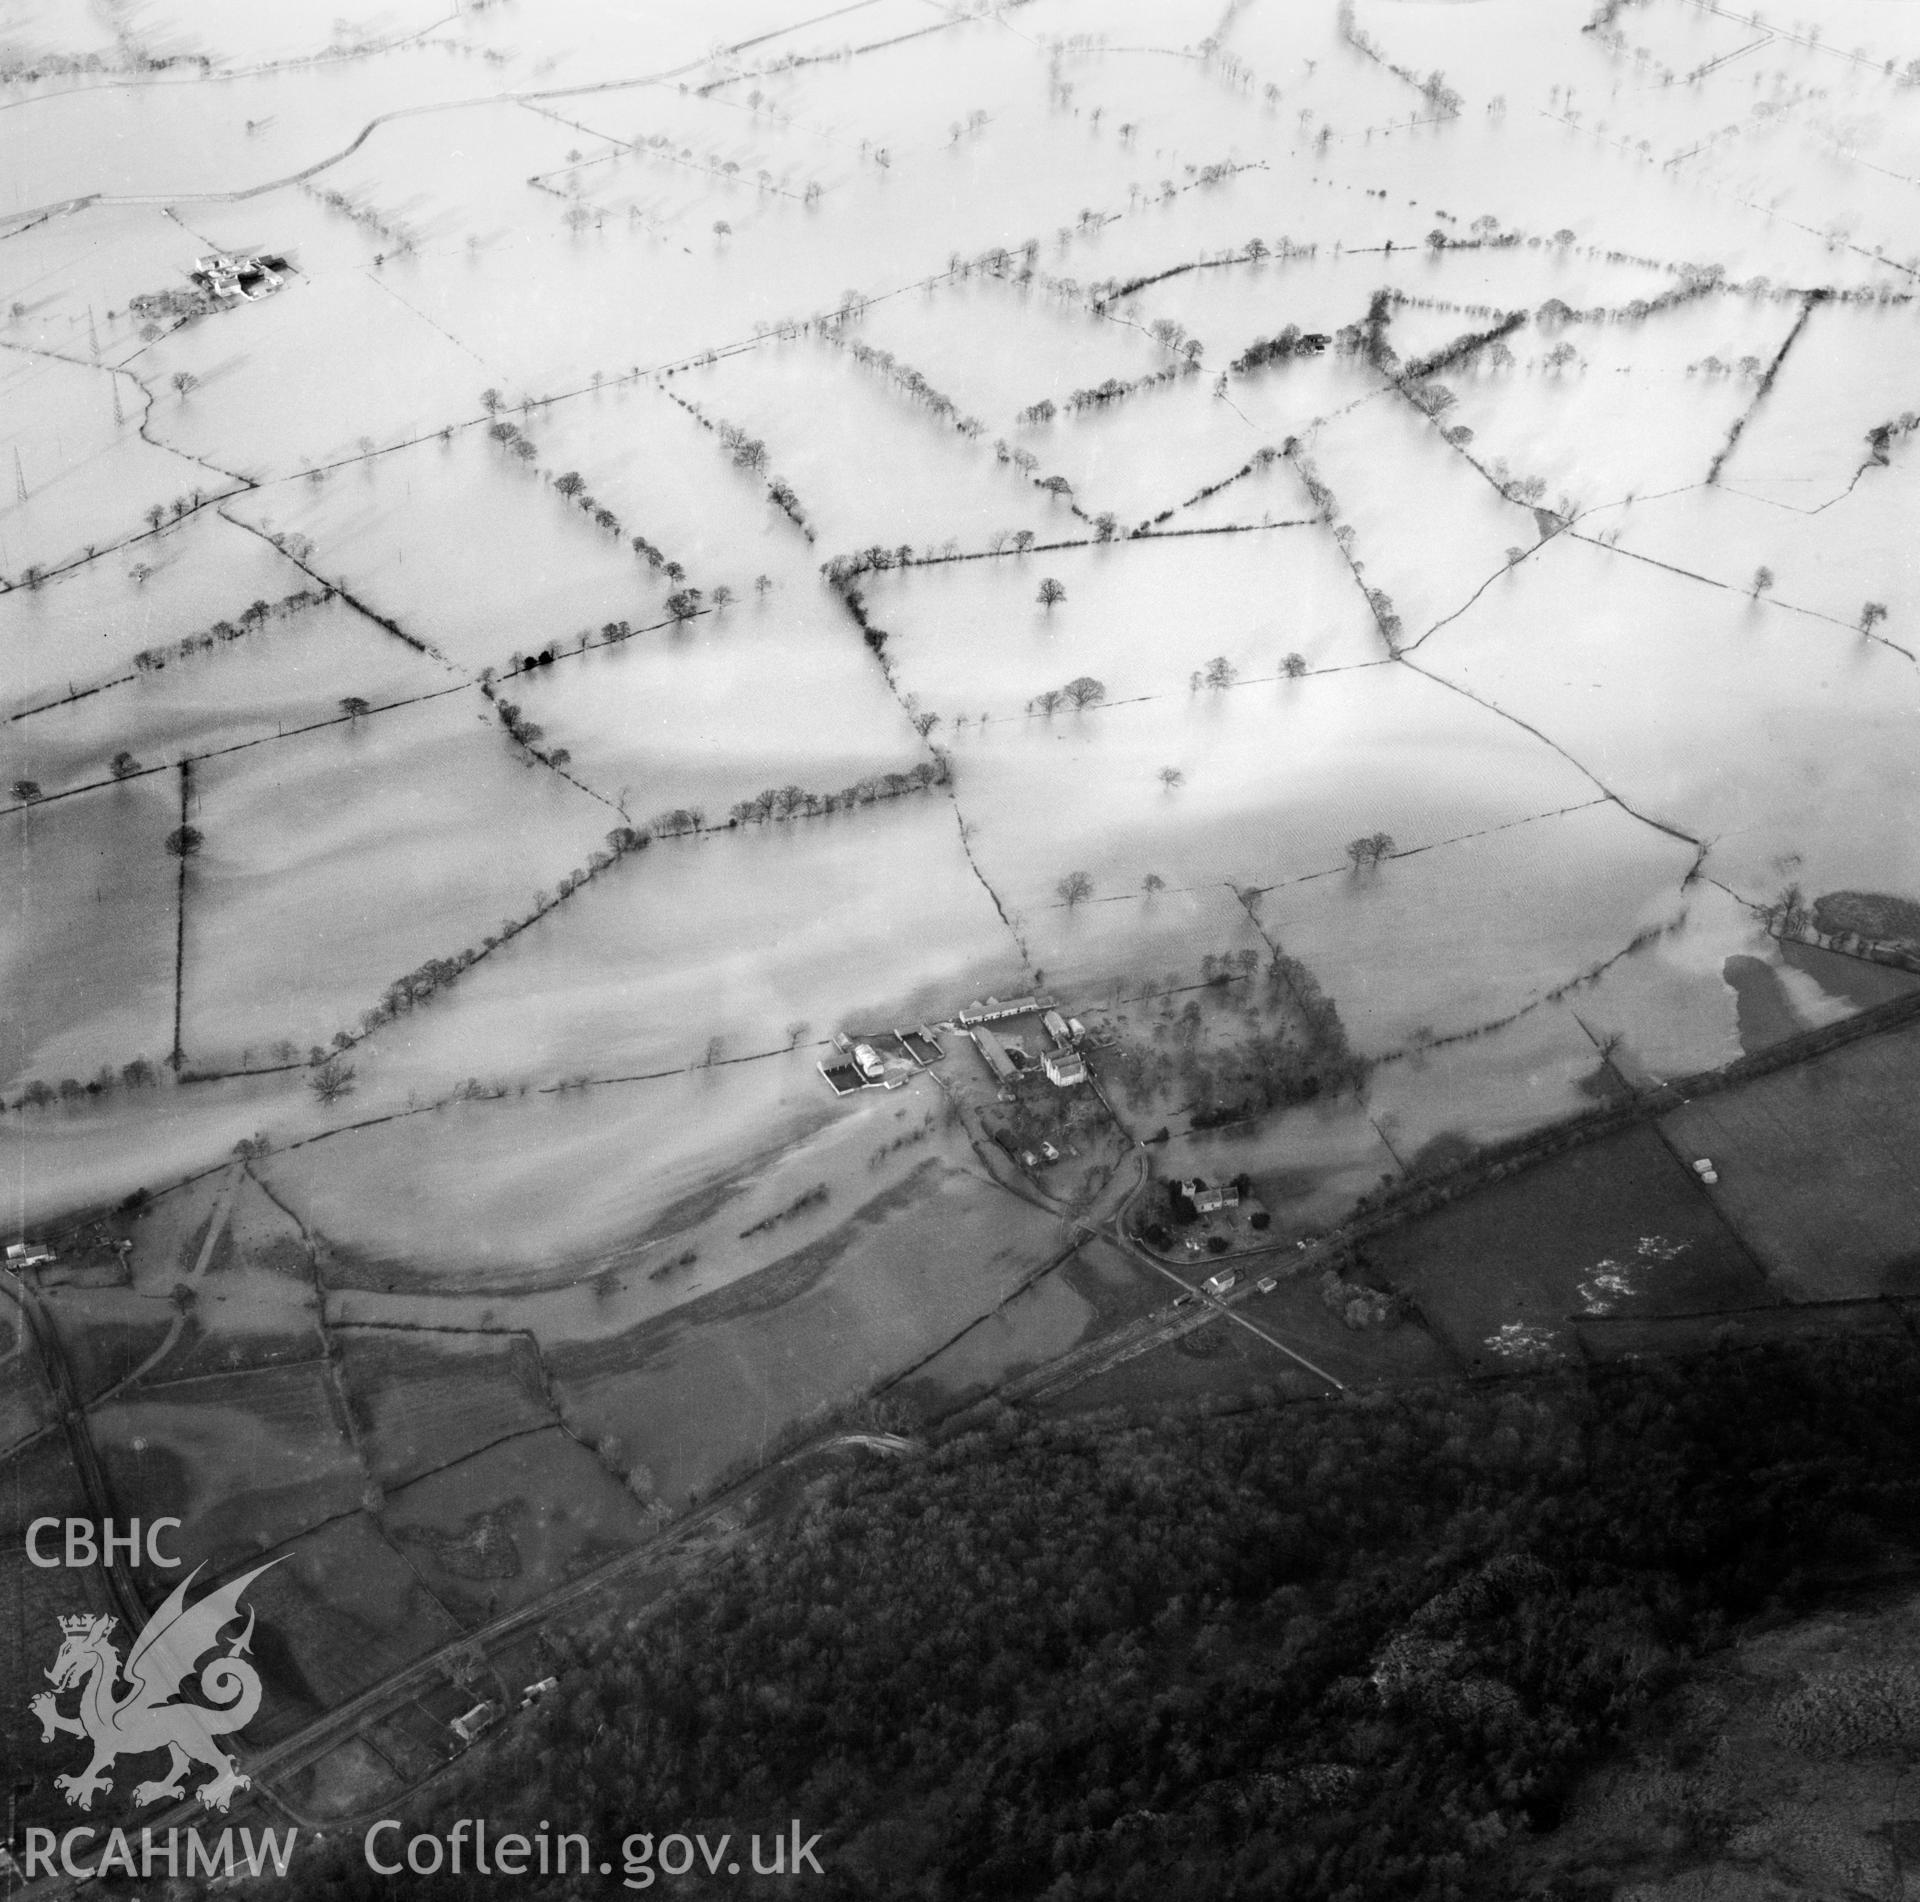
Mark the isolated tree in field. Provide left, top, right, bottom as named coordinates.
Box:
left=12, top=779, right=42, bottom=803
left=308, top=1058, right=356, bottom=1106
left=110, top=752, right=142, bottom=780
left=1057, top=870, right=1094, bottom=908
left=1037, top=577, right=1066, bottom=609
left=1011, top=530, right=1036, bottom=554
left=1158, top=766, right=1185, bottom=790
left=713, top=221, right=732, bottom=240
left=1204, top=655, right=1237, bottom=689
left=171, top=372, right=196, bottom=399
left=554, top=470, right=585, bottom=499
left=710, top=584, right=735, bottom=611
left=1142, top=872, right=1166, bottom=895
left=1062, top=674, right=1105, bottom=708
left=339, top=696, right=371, bottom=722
left=1346, top=832, right=1396, bottom=872
left=1861, top=601, right=1888, bottom=635
left=754, top=573, right=774, bottom=594
left=145, top=504, right=165, bottom=532
left=1282, top=652, right=1308, bottom=678
left=480, top=388, right=502, bottom=414
left=1750, top=566, right=1774, bottom=599
left=165, top=825, right=203, bottom=858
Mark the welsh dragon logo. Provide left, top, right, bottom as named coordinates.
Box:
left=30, top=1562, right=278, bottom=1814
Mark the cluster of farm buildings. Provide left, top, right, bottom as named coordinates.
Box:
left=820, top=995, right=1092, bottom=1098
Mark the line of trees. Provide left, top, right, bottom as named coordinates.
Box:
left=131, top=586, right=331, bottom=673
left=348, top=825, right=655, bottom=1042
left=10, top=1057, right=162, bottom=1114
left=725, top=758, right=949, bottom=828
left=822, top=331, right=988, bottom=440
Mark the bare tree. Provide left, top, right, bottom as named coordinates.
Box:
left=1062, top=675, right=1105, bottom=708
left=1037, top=577, right=1067, bottom=609
left=1056, top=870, right=1094, bottom=908
left=309, top=1058, right=356, bottom=1105
left=1158, top=766, right=1184, bottom=790
left=1282, top=652, right=1308, bottom=678
left=1750, top=565, right=1774, bottom=599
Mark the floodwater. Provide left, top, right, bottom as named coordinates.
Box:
left=4, top=0, right=1917, bottom=1316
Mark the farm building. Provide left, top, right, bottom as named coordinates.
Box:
left=1043, top=1009, right=1074, bottom=1044
left=1182, top=1180, right=1238, bottom=1215
left=1042, top=1047, right=1087, bottom=1088
left=972, top=1025, right=1019, bottom=1083
left=191, top=251, right=286, bottom=301
left=957, top=994, right=1054, bottom=1027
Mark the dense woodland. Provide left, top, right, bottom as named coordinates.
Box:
left=295, top=1334, right=1920, bottom=1901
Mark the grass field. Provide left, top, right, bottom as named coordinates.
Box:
left=381, top=1427, right=655, bottom=1626
left=1663, top=1017, right=1920, bottom=1300
left=337, top=1328, right=554, bottom=1490
left=1367, top=1123, right=1771, bottom=1371
left=90, top=1362, right=366, bottom=1579
left=551, top=1159, right=1062, bottom=1505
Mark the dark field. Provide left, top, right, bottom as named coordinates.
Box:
left=1664, top=1017, right=1920, bottom=1300
left=1365, top=1123, right=1770, bottom=1372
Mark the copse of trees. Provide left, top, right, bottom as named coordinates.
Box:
left=1231, top=324, right=1331, bottom=374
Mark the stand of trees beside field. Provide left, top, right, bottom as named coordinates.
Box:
left=303, top=1332, right=1920, bottom=1902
